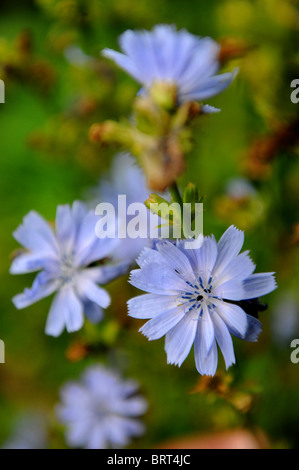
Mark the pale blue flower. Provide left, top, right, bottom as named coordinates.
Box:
left=10, top=201, right=128, bottom=337
left=272, top=293, right=299, bottom=346
left=226, top=177, right=257, bottom=200
left=2, top=413, right=48, bottom=449
left=128, top=226, right=277, bottom=376
left=64, top=45, right=94, bottom=67
left=56, top=365, right=147, bottom=449
left=103, top=24, right=237, bottom=106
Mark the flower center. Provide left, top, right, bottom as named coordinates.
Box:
left=180, top=274, right=218, bottom=318
left=59, top=252, right=76, bottom=285
left=92, top=399, right=112, bottom=421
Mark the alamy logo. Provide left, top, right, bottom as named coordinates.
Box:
left=95, top=195, right=203, bottom=249
left=290, top=79, right=299, bottom=104
left=0, top=80, right=4, bottom=104
left=0, top=340, right=5, bottom=363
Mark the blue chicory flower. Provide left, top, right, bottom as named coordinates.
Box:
left=10, top=201, right=128, bottom=336
left=272, top=293, right=299, bottom=347
left=225, top=177, right=257, bottom=200
left=2, top=413, right=48, bottom=449
left=128, top=226, right=277, bottom=376
left=56, top=365, right=148, bottom=449
left=102, top=24, right=237, bottom=106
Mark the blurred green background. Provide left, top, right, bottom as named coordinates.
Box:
left=0, top=0, right=299, bottom=449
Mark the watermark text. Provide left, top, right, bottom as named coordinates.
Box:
left=95, top=195, right=203, bottom=249
left=0, top=80, right=4, bottom=104
left=0, top=339, right=5, bottom=363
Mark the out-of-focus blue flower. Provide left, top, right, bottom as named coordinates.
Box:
left=64, top=45, right=94, bottom=67
left=2, top=413, right=48, bottom=449
left=92, top=152, right=167, bottom=263
left=272, top=293, right=299, bottom=347
left=226, top=177, right=257, bottom=200
left=128, top=226, right=277, bottom=376
left=10, top=201, right=128, bottom=336
left=56, top=365, right=147, bottom=449
left=103, top=24, right=237, bottom=105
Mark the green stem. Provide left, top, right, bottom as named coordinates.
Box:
left=169, top=181, right=185, bottom=239
left=169, top=181, right=183, bottom=208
